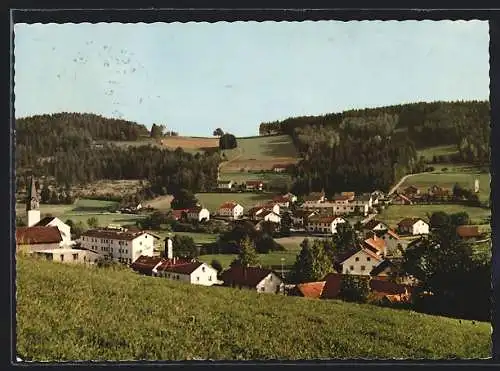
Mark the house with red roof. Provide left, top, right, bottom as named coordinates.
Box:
left=288, top=281, right=326, bottom=299
left=171, top=209, right=189, bottom=221
left=16, top=226, right=63, bottom=252
left=155, top=260, right=219, bottom=286
left=220, top=266, right=284, bottom=294
left=218, top=201, right=244, bottom=219
left=32, top=216, right=72, bottom=246
left=363, top=234, right=387, bottom=256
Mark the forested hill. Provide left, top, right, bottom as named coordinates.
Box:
left=16, top=112, right=149, bottom=152
left=259, top=100, right=490, bottom=150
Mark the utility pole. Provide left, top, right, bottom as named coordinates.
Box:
left=281, top=257, right=285, bottom=295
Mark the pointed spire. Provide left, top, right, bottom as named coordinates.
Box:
left=26, top=175, right=39, bottom=212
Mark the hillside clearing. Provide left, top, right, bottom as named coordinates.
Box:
left=16, top=255, right=491, bottom=361
left=195, top=192, right=274, bottom=211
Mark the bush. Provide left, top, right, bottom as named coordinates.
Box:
left=339, top=274, right=370, bottom=303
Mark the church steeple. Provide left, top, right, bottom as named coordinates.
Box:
left=26, top=176, right=41, bottom=227
left=26, top=176, right=40, bottom=212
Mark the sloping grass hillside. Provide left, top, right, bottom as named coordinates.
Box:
left=16, top=256, right=491, bottom=361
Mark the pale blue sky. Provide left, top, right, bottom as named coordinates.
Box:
left=14, top=20, right=489, bottom=137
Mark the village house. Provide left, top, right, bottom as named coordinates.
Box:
left=155, top=260, right=219, bottom=286
left=362, top=232, right=387, bottom=256
left=217, top=180, right=234, bottom=191
left=263, top=202, right=281, bottom=215
left=34, top=247, right=101, bottom=265
left=456, top=225, right=484, bottom=242
left=171, top=209, right=189, bottom=221
left=336, top=247, right=384, bottom=276
left=306, top=216, right=346, bottom=235
left=291, top=209, right=317, bottom=228
left=273, top=195, right=291, bottom=208
left=247, top=206, right=265, bottom=220
left=288, top=281, right=326, bottom=299
left=220, top=266, right=284, bottom=294
left=33, top=216, right=72, bottom=245
left=362, top=219, right=389, bottom=237
left=350, top=193, right=373, bottom=212
left=245, top=180, right=264, bottom=192
left=302, top=191, right=326, bottom=206
left=186, top=206, right=210, bottom=222
left=369, top=259, right=400, bottom=280
left=257, top=210, right=281, bottom=224
left=402, top=185, right=420, bottom=197
left=379, top=229, right=406, bottom=257
left=390, top=193, right=413, bottom=205
left=130, top=255, right=164, bottom=276
left=16, top=226, right=63, bottom=253
left=397, top=218, right=430, bottom=236
left=79, top=228, right=160, bottom=264
left=218, top=201, right=244, bottom=220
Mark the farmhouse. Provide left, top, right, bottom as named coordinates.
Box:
left=16, top=226, right=63, bottom=252
left=288, top=281, right=326, bottom=299
left=273, top=195, right=291, bottom=208
left=291, top=209, right=317, bottom=228
left=350, top=194, right=373, bottom=211
left=306, top=216, right=346, bottom=234
left=220, top=266, right=284, bottom=294
left=369, top=279, right=412, bottom=305
left=245, top=180, right=264, bottom=191
left=259, top=210, right=281, bottom=224
left=187, top=206, right=210, bottom=222
left=336, top=247, right=383, bottom=276
left=34, top=247, right=101, bottom=265
left=379, top=229, right=406, bottom=257
left=456, top=225, right=484, bottom=241
left=391, top=193, right=413, bottom=205
left=247, top=206, right=265, bottom=220
left=155, top=261, right=219, bottom=286
left=402, top=185, right=420, bottom=196
left=130, top=255, right=164, bottom=276
left=80, top=228, right=160, bottom=264
left=218, top=201, right=244, bottom=220
left=33, top=216, right=72, bottom=246
left=217, top=180, right=234, bottom=191
left=363, top=233, right=387, bottom=256
left=397, top=218, right=430, bottom=236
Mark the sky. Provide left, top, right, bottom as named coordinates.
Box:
left=14, top=20, right=489, bottom=137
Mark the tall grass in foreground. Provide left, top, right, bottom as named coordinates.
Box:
left=16, top=255, right=491, bottom=361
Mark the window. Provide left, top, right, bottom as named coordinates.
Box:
left=197, top=277, right=200, bottom=281
left=60, top=254, right=64, bottom=262
left=349, top=266, right=354, bottom=271
left=208, top=276, right=212, bottom=281
left=261, top=287, right=265, bottom=292
left=202, top=267, right=205, bottom=272
left=361, top=265, right=366, bottom=271
left=73, top=254, right=78, bottom=261
left=177, top=275, right=180, bottom=280
left=355, top=257, right=359, bottom=262
left=367, top=257, right=371, bottom=262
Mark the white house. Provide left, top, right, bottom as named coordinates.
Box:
left=187, top=207, right=210, bottom=222
left=33, top=216, right=72, bottom=246
left=220, top=266, right=284, bottom=294
left=338, top=248, right=384, bottom=276
left=260, top=210, right=281, bottom=224
left=34, top=247, right=101, bottom=265
left=397, top=218, right=430, bottom=236
left=362, top=219, right=388, bottom=237
left=291, top=210, right=317, bottom=228
left=264, top=202, right=280, bottom=215
left=218, top=202, right=244, bottom=220
left=306, top=216, right=346, bottom=234
left=217, top=180, right=234, bottom=191
left=79, top=228, right=160, bottom=264
left=155, top=261, right=219, bottom=286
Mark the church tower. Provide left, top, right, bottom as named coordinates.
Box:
left=26, top=176, right=40, bottom=227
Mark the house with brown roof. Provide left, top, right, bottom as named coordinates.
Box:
left=16, top=226, right=63, bottom=252
left=245, top=180, right=264, bottom=191
left=259, top=209, right=281, bottom=224
left=397, top=218, right=429, bottom=236
left=302, top=191, right=326, bottom=205
left=273, top=195, right=291, bottom=208
left=186, top=206, right=210, bottom=222
left=306, top=216, right=346, bottom=235
left=456, top=225, right=484, bottom=241
left=33, top=216, right=72, bottom=246
left=362, top=219, right=388, bottom=237
left=79, top=228, right=160, bottom=264
left=220, top=266, right=283, bottom=294
left=288, top=281, right=326, bottom=299
left=155, top=260, right=219, bottom=286
left=363, top=234, right=387, bottom=256
left=130, top=255, right=164, bottom=276
left=218, top=201, right=244, bottom=220
left=171, top=209, right=189, bottom=221
left=402, top=185, right=420, bottom=196
left=369, top=278, right=413, bottom=305
left=336, top=247, right=384, bottom=276
left=390, top=193, right=413, bottom=205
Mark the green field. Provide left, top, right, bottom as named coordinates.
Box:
left=222, top=135, right=298, bottom=161
left=199, top=250, right=299, bottom=270
left=16, top=255, right=491, bottom=360
left=416, top=145, right=460, bottom=161
left=378, top=204, right=491, bottom=228
left=195, top=192, right=275, bottom=212
left=401, top=171, right=491, bottom=203
left=16, top=198, right=145, bottom=229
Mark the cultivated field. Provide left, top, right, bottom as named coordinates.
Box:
left=219, top=135, right=299, bottom=172
left=142, top=195, right=174, bottom=210
left=17, top=255, right=491, bottom=360
left=109, top=136, right=218, bottom=154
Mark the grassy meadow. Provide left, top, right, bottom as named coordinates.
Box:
left=195, top=192, right=275, bottom=211
left=16, top=255, right=491, bottom=361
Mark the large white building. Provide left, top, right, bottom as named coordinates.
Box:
left=79, top=228, right=160, bottom=264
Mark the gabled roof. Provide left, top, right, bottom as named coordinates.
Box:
left=273, top=195, right=290, bottom=203
left=404, top=185, right=419, bottom=192
left=385, top=229, right=401, bottom=240
left=332, top=194, right=351, bottom=201
left=308, top=215, right=345, bottom=224
left=172, top=209, right=189, bottom=218
left=363, top=219, right=387, bottom=230
left=260, top=210, right=280, bottom=218
left=392, top=194, right=413, bottom=204
left=370, top=260, right=395, bottom=276
left=320, top=273, right=344, bottom=299
left=369, top=279, right=410, bottom=295
left=220, top=266, right=276, bottom=287
left=159, top=261, right=204, bottom=275
left=303, top=192, right=325, bottom=201
left=337, top=247, right=383, bottom=264
left=363, top=238, right=386, bottom=254
left=295, top=281, right=326, bottom=298
left=218, top=180, right=233, bottom=184
left=130, top=255, right=164, bottom=274
left=398, top=218, right=426, bottom=228
left=81, top=229, right=158, bottom=241
left=247, top=206, right=265, bottom=215
left=32, top=216, right=59, bottom=227
left=219, top=201, right=240, bottom=209
left=456, top=225, right=482, bottom=238
left=16, top=226, right=62, bottom=245
left=353, top=194, right=372, bottom=202
left=187, top=206, right=207, bottom=213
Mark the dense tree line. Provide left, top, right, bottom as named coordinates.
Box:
left=260, top=100, right=490, bottom=165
